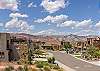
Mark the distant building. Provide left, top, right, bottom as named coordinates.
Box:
left=87, top=37, right=100, bottom=48
left=32, top=36, right=62, bottom=51
left=41, top=41, right=61, bottom=51
left=87, top=38, right=96, bottom=46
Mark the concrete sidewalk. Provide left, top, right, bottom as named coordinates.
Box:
left=55, top=60, right=76, bottom=71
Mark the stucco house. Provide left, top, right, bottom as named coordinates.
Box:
left=0, top=33, right=11, bottom=61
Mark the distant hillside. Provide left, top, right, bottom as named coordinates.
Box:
left=10, top=33, right=98, bottom=42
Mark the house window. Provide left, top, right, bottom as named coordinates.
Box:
left=7, top=40, right=9, bottom=49
left=88, top=41, right=90, bottom=45
left=0, top=52, right=5, bottom=59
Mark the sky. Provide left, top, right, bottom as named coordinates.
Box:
left=0, top=0, right=100, bottom=35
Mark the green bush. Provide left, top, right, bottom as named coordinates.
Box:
left=53, top=65, right=60, bottom=69
left=35, top=61, right=44, bottom=68
left=47, top=57, right=55, bottom=64
left=36, top=63, right=43, bottom=68
left=44, top=66, right=51, bottom=71
left=58, top=68, right=64, bottom=71
left=23, top=65, right=28, bottom=71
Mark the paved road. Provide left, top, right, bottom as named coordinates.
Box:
left=52, top=51, right=100, bottom=71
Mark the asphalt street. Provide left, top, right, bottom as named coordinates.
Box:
left=52, top=51, right=100, bottom=71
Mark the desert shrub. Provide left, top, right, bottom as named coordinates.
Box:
left=4, top=66, right=14, bottom=71
left=16, top=65, right=39, bottom=71
left=34, top=61, right=49, bottom=68
left=17, top=61, right=21, bottom=65
left=31, top=68, right=38, bottom=71
left=17, top=66, right=23, bottom=71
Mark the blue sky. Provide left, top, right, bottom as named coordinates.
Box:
left=0, top=0, right=100, bottom=35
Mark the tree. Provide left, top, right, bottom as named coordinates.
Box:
left=82, top=45, right=100, bottom=60
left=64, top=42, right=72, bottom=53
left=28, top=39, right=33, bottom=65
left=28, top=48, right=33, bottom=64
left=94, top=50, right=100, bottom=59
left=87, top=46, right=98, bottom=58
left=18, top=44, right=29, bottom=64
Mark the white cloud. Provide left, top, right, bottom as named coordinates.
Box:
left=57, top=20, right=78, bottom=29
left=95, top=21, right=100, bottom=29
left=58, top=19, right=93, bottom=29
left=33, top=5, right=37, bottom=7
left=9, top=13, right=28, bottom=18
left=28, top=2, right=37, bottom=8
left=34, top=14, right=68, bottom=24
left=20, top=21, right=34, bottom=32
left=76, top=19, right=93, bottom=29
left=28, top=2, right=33, bottom=8
left=5, top=17, right=34, bottom=34
left=5, top=18, right=20, bottom=28
left=74, top=30, right=97, bottom=36
left=34, top=15, right=93, bottom=30
left=5, top=12, right=33, bottom=34
left=0, top=0, right=18, bottom=11
left=41, top=0, right=69, bottom=13
left=34, top=29, right=65, bottom=35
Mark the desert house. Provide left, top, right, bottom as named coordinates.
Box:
left=87, top=37, right=100, bottom=48
left=0, top=33, right=25, bottom=62
left=0, top=33, right=11, bottom=61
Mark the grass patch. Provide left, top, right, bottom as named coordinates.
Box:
left=75, top=55, right=81, bottom=58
